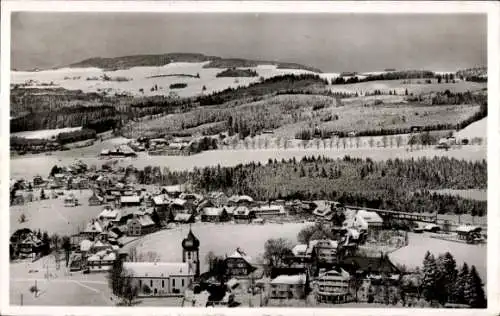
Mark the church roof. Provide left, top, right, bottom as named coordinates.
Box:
left=182, top=228, right=200, bottom=250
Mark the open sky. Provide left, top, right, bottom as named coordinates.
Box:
left=11, top=12, right=486, bottom=72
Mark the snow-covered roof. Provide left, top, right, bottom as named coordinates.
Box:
left=233, top=206, right=251, bottom=216
left=319, top=268, right=350, bottom=279
left=228, top=195, right=254, bottom=203
left=84, top=221, right=102, bottom=233
left=228, top=248, right=253, bottom=264
left=456, top=225, right=481, bottom=233
left=80, top=239, right=93, bottom=252
left=224, top=206, right=236, bottom=214
left=174, top=213, right=193, bottom=222
left=88, top=250, right=116, bottom=261
left=123, top=262, right=192, bottom=278
left=202, top=207, right=224, bottom=216
left=253, top=205, right=285, bottom=213
left=138, top=215, right=155, bottom=227
left=357, top=210, right=383, bottom=223
left=292, top=244, right=308, bottom=257
left=162, top=184, right=185, bottom=193
left=172, top=198, right=187, bottom=206
left=307, top=239, right=338, bottom=255
left=120, top=195, right=141, bottom=203
left=271, top=274, right=307, bottom=285
left=153, top=194, right=171, bottom=205
left=99, top=208, right=119, bottom=219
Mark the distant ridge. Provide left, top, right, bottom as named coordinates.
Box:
left=64, top=53, right=323, bottom=73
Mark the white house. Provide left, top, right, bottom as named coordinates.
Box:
left=124, top=262, right=195, bottom=297
left=269, top=274, right=307, bottom=299
left=345, top=210, right=383, bottom=231
left=87, top=250, right=116, bottom=273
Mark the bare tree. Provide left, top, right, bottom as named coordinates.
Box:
left=382, top=136, right=388, bottom=148
left=275, top=137, right=282, bottom=149
left=395, top=135, right=403, bottom=148
left=368, top=137, right=375, bottom=148
left=356, top=137, right=361, bottom=148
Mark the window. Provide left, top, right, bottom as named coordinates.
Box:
left=173, top=279, right=176, bottom=287
left=188, top=252, right=191, bottom=260
left=162, top=280, right=164, bottom=288
left=150, top=280, right=153, bottom=287
left=139, top=280, right=142, bottom=287
left=182, top=279, right=185, bottom=287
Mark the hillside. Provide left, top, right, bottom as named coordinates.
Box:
left=64, top=53, right=322, bottom=73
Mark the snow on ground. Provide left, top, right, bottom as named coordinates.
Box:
left=389, top=232, right=486, bottom=283
left=10, top=144, right=486, bottom=181
left=10, top=189, right=104, bottom=236
left=124, top=222, right=311, bottom=272
left=455, top=117, right=487, bottom=139
left=11, top=63, right=337, bottom=98
left=11, top=127, right=83, bottom=140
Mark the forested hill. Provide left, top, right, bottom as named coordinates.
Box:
left=65, top=53, right=323, bottom=73
left=125, top=155, right=487, bottom=216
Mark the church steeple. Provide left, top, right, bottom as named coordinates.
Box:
left=182, top=226, right=200, bottom=278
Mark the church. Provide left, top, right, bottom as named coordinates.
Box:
left=124, top=228, right=200, bottom=297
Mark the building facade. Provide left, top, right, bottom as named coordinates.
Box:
left=124, top=262, right=194, bottom=297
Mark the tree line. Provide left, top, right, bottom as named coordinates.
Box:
left=331, top=70, right=436, bottom=85
left=420, top=251, right=485, bottom=307
left=128, top=155, right=486, bottom=216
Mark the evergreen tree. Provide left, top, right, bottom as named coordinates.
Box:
left=464, top=265, right=486, bottom=308
left=436, top=252, right=457, bottom=304
left=422, top=251, right=439, bottom=303
left=453, top=263, right=469, bottom=304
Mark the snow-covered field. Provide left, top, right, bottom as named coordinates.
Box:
left=389, top=232, right=486, bottom=283
left=455, top=117, right=487, bottom=139
left=11, top=62, right=339, bottom=98
left=10, top=144, right=486, bottom=181
left=10, top=189, right=103, bottom=236
left=123, top=222, right=311, bottom=272
left=11, top=127, right=83, bottom=140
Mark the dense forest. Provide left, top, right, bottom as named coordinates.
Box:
left=332, top=70, right=436, bottom=85
left=64, top=53, right=322, bottom=72
left=216, top=68, right=258, bottom=77
left=10, top=106, right=119, bottom=132
left=126, top=156, right=486, bottom=216
left=196, top=74, right=329, bottom=106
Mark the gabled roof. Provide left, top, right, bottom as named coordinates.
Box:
left=124, top=262, right=192, bottom=278
left=174, top=213, right=193, bottom=222
left=84, top=221, right=103, bottom=233
left=227, top=248, right=253, bottom=265
left=224, top=206, right=236, bottom=214
left=228, top=195, right=254, bottom=203
left=233, top=206, right=251, bottom=216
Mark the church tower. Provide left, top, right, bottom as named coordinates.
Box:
left=182, top=227, right=200, bottom=278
